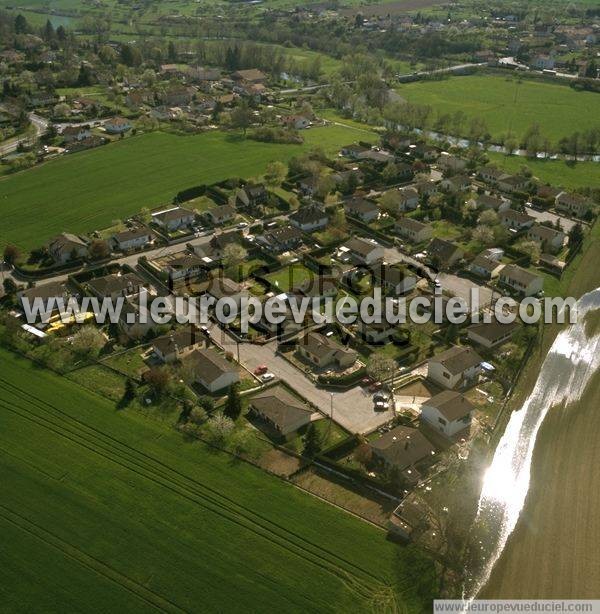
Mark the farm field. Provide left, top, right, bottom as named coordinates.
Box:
left=0, top=348, right=435, bottom=613
left=0, top=125, right=374, bottom=251
left=398, top=75, right=600, bottom=143
left=486, top=153, right=600, bottom=191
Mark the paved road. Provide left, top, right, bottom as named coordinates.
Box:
left=0, top=112, right=48, bottom=157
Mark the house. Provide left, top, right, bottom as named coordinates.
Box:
left=478, top=166, right=505, bottom=185
left=61, top=125, right=91, bottom=143
left=471, top=193, right=510, bottom=213
left=427, top=346, right=482, bottom=390
left=371, top=262, right=418, bottom=295
left=162, top=253, right=206, bottom=282
left=331, top=167, right=364, bottom=189
left=468, top=254, right=505, bottom=279
left=260, top=226, right=304, bottom=253
left=415, top=181, right=438, bottom=197
left=17, top=280, right=70, bottom=314
left=497, top=174, right=529, bottom=194
left=395, top=162, right=414, bottom=181
left=467, top=320, right=520, bottom=349
left=427, top=238, right=464, bottom=269
left=499, top=264, right=543, bottom=297
left=236, top=184, right=267, bottom=209
left=248, top=386, right=313, bottom=440
left=396, top=187, right=419, bottom=211
left=298, top=176, right=319, bottom=197
left=411, top=143, right=438, bottom=161
left=162, top=85, right=195, bottom=107
left=437, top=152, right=467, bottom=172
left=440, top=174, right=471, bottom=193
left=206, top=204, right=236, bottom=225
left=206, top=277, right=247, bottom=308
left=291, top=276, right=338, bottom=302
left=296, top=331, right=357, bottom=370
left=118, top=297, right=159, bottom=339
left=340, top=143, right=370, bottom=159
left=289, top=206, right=329, bottom=232
left=281, top=115, right=310, bottom=130
left=339, top=237, right=385, bottom=266
left=344, top=197, right=379, bottom=223
left=185, top=348, right=239, bottom=393
left=526, top=224, right=566, bottom=254
left=152, top=207, right=196, bottom=231
left=499, top=209, right=535, bottom=231
left=112, top=228, right=153, bottom=252
left=104, top=117, right=132, bottom=134
left=231, top=69, right=267, bottom=84
left=153, top=326, right=204, bottom=363
left=358, top=320, right=397, bottom=344
left=47, top=233, right=88, bottom=264
left=531, top=55, right=555, bottom=70
left=86, top=272, right=144, bottom=300
left=194, top=230, right=243, bottom=263
left=395, top=217, right=432, bottom=244
left=369, top=425, right=436, bottom=473
left=537, top=185, right=562, bottom=202
left=555, top=191, right=593, bottom=218
left=420, top=391, right=474, bottom=438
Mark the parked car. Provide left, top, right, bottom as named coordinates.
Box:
left=254, top=365, right=268, bottom=376
left=260, top=372, right=275, bottom=383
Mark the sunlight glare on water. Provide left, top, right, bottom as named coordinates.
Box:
left=468, top=289, right=600, bottom=598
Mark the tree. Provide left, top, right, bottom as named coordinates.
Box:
left=472, top=225, right=494, bottom=246
left=3, top=278, right=17, bottom=296
left=14, top=14, right=28, bottom=34
left=224, top=383, right=242, bottom=420
left=479, top=210, right=498, bottom=227
left=88, top=239, right=110, bottom=260
left=3, top=244, right=20, bottom=266
left=118, top=378, right=136, bottom=408
left=71, top=325, right=105, bottom=358
left=222, top=243, right=247, bottom=279
left=366, top=354, right=396, bottom=382
left=302, top=423, right=321, bottom=458
left=143, top=366, right=172, bottom=397
left=515, top=239, right=541, bottom=265
left=230, top=103, right=252, bottom=136
left=380, top=188, right=401, bottom=213
left=382, top=161, right=398, bottom=184
left=202, top=413, right=235, bottom=447
left=264, top=161, right=287, bottom=187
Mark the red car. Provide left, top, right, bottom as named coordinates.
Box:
left=254, top=365, right=268, bottom=376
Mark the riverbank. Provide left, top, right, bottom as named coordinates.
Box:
left=479, top=219, right=600, bottom=597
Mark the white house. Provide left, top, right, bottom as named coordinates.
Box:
left=152, top=207, right=196, bottom=231
left=344, top=197, right=379, bottom=223
left=289, top=206, right=329, bottom=232
left=468, top=254, right=505, bottom=280
left=185, top=348, right=239, bottom=393
left=467, top=320, right=519, bottom=349
left=499, top=209, right=535, bottom=231
left=339, top=237, right=385, bottom=266
left=555, top=191, right=593, bottom=218
left=112, top=228, right=153, bottom=251
left=281, top=114, right=310, bottom=130
left=47, top=233, right=88, bottom=264
left=526, top=224, right=566, bottom=254
left=395, top=217, right=432, bottom=244
left=427, top=346, right=482, bottom=390
left=397, top=187, right=419, bottom=212
left=437, top=152, right=467, bottom=172
left=421, top=390, right=474, bottom=438
left=499, top=264, right=543, bottom=297
left=371, top=262, right=418, bottom=295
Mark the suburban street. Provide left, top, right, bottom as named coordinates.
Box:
left=0, top=112, right=48, bottom=157
left=206, top=322, right=397, bottom=434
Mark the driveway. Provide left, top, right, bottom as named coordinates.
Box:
left=206, top=323, right=395, bottom=434
left=438, top=273, right=493, bottom=314
left=526, top=208, right=577, bottom=232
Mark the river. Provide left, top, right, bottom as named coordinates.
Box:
left=466, top=288, right=600, bottom=597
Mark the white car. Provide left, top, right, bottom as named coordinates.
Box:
left=260, top=372, right=275, bottom=383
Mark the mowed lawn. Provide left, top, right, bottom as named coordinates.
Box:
left=487, top=152, right=600, bottom=191
left=398, top=75, right=600, bottom=143
left=0, top=125, right=374, bottom=251
left=0, top=348, right=434, bottom=613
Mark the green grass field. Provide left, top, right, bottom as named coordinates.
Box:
left=486, top=153, right=599, bottom=191
left=0, top=126, right=373, bottom=251
left=398, top=74, right=600, bottom=143
left=0, top=347, right=436, bottom=612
